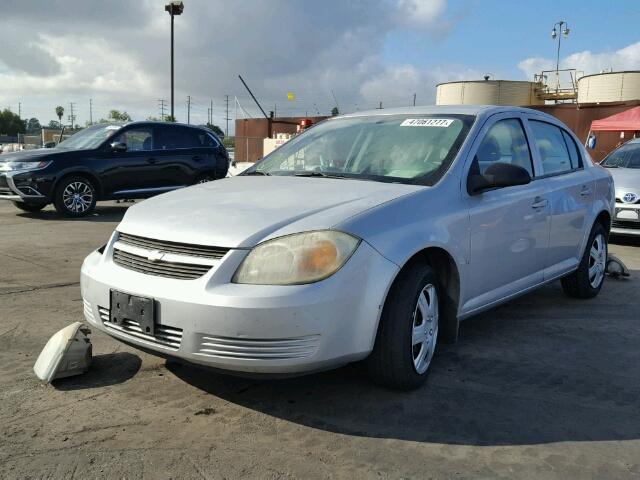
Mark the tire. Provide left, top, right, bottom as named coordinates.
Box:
left=195, top=173, right=215, bottom=184
left=367, top=263, right=441, bottom=390
left=53, top=176, right=97, bottom=217
left=13, top=201, right=47, bottom=213
left=561, top=222, right=607, bottom=299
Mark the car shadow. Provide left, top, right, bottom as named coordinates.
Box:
left=17, top=204, right=129, bottom=223
left=610, top=234, right=640, bottom=247
left=53, top=352, right=141, bottom=390
left=167, top=275, right=640, bottom=446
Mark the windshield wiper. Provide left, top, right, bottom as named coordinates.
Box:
left=293, top=171, right=347, bottom=179
left=243, top=170, right=270, bottom=176
left=602, top=164, right=618, bottom=168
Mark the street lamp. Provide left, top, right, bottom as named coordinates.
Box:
left=165, top=1, right=184, bottom=121
left=551, top=20, right=570, bottom=88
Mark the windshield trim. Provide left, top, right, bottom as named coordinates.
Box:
left=243, top=114, right=475, bottom=186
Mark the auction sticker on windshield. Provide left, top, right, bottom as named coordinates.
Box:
left=400, top=118, right=454, bottom=127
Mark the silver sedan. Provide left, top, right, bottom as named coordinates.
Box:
left=601, top=138, right=640, bottom=236
left=81, top=106, right=614, bottom=390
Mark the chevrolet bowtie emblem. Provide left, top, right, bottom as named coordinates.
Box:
left=147, top=250, right=165, bottom=262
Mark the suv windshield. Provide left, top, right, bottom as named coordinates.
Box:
left=249, top=114, right=474, bottom=185
left=56, top=124, right=122, bottom=150
left=602, top=142, right=640, bottom=169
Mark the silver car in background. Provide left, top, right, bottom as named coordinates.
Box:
left=601, top=138, right=640, bottom=236
left=81, top=106, right=614, bottom=390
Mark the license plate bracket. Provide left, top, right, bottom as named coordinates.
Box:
left=110, top=290, right=155, bottom=336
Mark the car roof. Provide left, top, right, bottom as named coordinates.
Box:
left=337, top=104, right=542, bottom=119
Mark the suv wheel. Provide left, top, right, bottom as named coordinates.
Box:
left=196, top=174, right=215, bottom=184
left=13, top=201, right=47, bottom=213
left=561, top=222, right=607, bottom=299
left=53, top=176, right=97, bottom=217
left=367, top=263, right=440, bottom=390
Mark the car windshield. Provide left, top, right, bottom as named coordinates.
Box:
left=56, top=124, right=122, bottom=150
left=602, top=143, right=640, bottom=169
left=248, top=114, right=474, bottom=185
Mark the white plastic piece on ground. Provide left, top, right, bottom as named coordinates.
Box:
left=33, top=322, right=92, bottom=382
left=606, top=254, right=630, bottom=278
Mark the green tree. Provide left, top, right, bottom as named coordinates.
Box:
left=206, top=123, right=224, bottom=138
left=0, top=109, right=26, bottom=135
left=26, top=118, right=41, bottom=133
left=165, top=114, right=176, bottom=122
left=48, top=120, right=62, bottom=129
left=108, top=110, right=132, bottom=122
left=55, top=106, right=64, bottom=123
left=331, top=107, right=339, bottom=116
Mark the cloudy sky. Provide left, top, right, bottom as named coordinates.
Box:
left=1, top=0, right=639, bottom=132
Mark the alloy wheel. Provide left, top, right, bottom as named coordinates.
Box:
left=588, top=233, right=606, bottom=288
left=411, top=283, right=439, bottom=374
left=62, top=181, right=93, bottom=214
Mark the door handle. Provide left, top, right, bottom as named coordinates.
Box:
left=531, top=197, right=548, bottom=209
left=146, top=158, right=157, bottom=164
left=580, top=186, right=592, bottom=197
left=192, top=155, right=202, bottom=161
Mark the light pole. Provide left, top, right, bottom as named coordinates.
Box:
left=165, top=1, right=184, bottom=121
left=551, top=20, right=570, bottom=90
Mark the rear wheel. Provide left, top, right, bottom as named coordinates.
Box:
left=13, top=201, right=47, bottom=213
left=195, top=173, right=215, bottom=184
left=367, top=263, right=440, bottom=390
left=561, top=222, right=607, bottom=299
left=53, top=176, right=97, bottom=217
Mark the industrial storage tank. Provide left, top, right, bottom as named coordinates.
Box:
left=577, top=71, right=640, bottom=103
left=436, top=80, right=544, bottom=106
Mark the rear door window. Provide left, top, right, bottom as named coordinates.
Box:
left=529, top=120, right=573, bottom=175
left=156, top=126, right=202, bottom=150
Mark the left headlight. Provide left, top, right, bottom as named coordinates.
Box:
left=233, top=230, right=360, bottom=285
left=0, top=160, right=51, bottom=172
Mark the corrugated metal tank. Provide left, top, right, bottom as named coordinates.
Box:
left=436, top=80, right=544, bottom=106
left=577, top=71, right=640, bottom=103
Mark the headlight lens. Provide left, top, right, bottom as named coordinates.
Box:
left=233, top=231, right=360, bottom=285
left=0, top=160, right=51, bottom=172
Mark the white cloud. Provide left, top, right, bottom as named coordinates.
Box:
left=518, top=41, right=640, bottom=80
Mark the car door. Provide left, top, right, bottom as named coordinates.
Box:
left=103, top=126, right=164, bottom=194
left=462, top=115, right=551, bottom=313
left=154, top=125, right=207, bottom=185
left=526, top=118, right=594, bottom=279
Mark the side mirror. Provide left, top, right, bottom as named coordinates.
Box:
left=43, top=142, right=56, bottom=149
left=468, top=162, right=531, bottom=195
left=111, top=142, right=127, bottom=153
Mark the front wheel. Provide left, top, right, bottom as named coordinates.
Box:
left=53, top=176, right=97, bottom=217
left=13, top=201, right=47, bottom=213
left=367, top=263, right=440, bottom=390
left=561, top=222, right=607, bottom=299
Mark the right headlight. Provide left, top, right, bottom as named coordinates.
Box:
left=232, top=230, right=360, bottom=285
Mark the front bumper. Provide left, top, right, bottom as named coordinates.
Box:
left=81, top=238, right=399, bottom=375
left=611, top=201, right=640, bottom=236
left=0, top=172, right=48, bottom=202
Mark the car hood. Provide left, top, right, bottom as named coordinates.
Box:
left=117, top=176, right=424, bottom=248
left=0, top=148, right=55, bottom=163
left=607, top=167, right=640, bottom=190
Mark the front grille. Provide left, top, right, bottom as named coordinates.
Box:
left=112, top=248, right=212, bottom=279
left=118, top=233, right=229, bottom=260
left=98, top=306, right=183, bottom=350
left=195, top=334, right=320, bottom=360
left=612, top=220, right=640, bottom=230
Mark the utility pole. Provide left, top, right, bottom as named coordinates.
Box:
left=274, top=104, right=277, bottom=118
left=69, top=102, right=76, bottom=127
left=225, top=95, right=230, bottom=137
left=186, top=95, right=191, bottom=124
left=18, top=102, right=21, bottom=119
left=413, top=93, right=416, bottom=106
left=158, top=99, right=166, bottom=120
left=165, top=2, right=184, bottom=121
left=210, top=98, right=213, bottom=125
left=89, top=98, right=93, bottom=125
left=378, top=101, right=383, bottom=109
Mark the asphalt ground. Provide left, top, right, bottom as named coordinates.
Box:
left=1, top=200, right=639, bottom=479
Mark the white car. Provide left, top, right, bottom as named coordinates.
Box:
left=81, top=106, right=614, bottom=389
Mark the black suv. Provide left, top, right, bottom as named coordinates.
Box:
left=0, top=122, right=229, bottom=216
